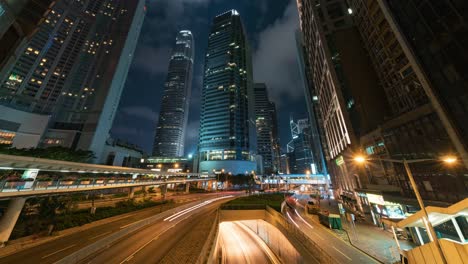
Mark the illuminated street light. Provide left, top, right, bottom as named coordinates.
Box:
left=354, top=155, right=366, bottom=164
left=442, top=156, right=457, bottom=164
left=174, top=163, right=179, bottom=168
left=352, top=154, right=451, bottom=263
left=305, top=170, right=310, bottom=175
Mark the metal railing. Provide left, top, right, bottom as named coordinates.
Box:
left=0, top=178, right=213, bottom=194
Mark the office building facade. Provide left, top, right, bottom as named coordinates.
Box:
left=153, top=30, right=194, bottom=157
left=287, top=117, right=314, bottom=174
left=295, top=29, right=328, bottom=176
left=377, top=0, right=468, bottom=169
left=198, top=10, right=256, bottom=175
left=254, top=83, right=280, bottom=175
left=0, top=0, right=146, bottom=163
left=345, top=0, right=468, bottom=204
left=297, top=0, right=390, bottom=205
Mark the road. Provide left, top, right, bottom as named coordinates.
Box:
left=0, top=193, right=230, bottom=264
left=283, top=202, right=379, bottom=263
left=80, top=195, right=233, bottom=264
left=218, top=221, right=280, bottom=264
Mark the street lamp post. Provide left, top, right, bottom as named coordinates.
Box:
left=354, top=155, right=457, bottom=264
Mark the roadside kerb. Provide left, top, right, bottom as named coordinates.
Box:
left=56, top=198, right=219, bottom=264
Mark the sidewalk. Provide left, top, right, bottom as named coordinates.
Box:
left=318, top=198, right=415, bottom=264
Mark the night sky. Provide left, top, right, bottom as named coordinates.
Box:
left=111, top=0, right=308, bottom=155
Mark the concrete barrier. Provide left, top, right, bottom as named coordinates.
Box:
left=196, top=209, right=220, bottom=264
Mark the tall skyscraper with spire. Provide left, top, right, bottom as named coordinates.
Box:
left=198, top=10, right=256, bottom=175
left=153, top=30, right=194, bottom=157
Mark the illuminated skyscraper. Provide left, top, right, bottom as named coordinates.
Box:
left=153, top=30, right=194, bottom=157
left=0, top=0, right=146, bottom=162
left=254, top=83, right=279, bottom=175
left=198, top=10, right=256, bottom=175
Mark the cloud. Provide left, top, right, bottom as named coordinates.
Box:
left=253, top=0, right=304, bottom=107
left=121, top=106, right=159, bottom=122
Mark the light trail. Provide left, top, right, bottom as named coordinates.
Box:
left=164, top=196, right=233, bottom=222
left=286, top=211, right=300, bottom=228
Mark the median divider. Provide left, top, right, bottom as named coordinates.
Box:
left=196, top=209, right=220, bottom=264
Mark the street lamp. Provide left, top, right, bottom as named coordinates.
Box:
left=353, top=154, right=456, bottom=263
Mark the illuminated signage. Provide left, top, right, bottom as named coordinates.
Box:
left=335, top=156, right=344, bottom=166
left=366, top=193, right=385, bottom=205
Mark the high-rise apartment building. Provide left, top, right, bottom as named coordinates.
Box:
left=0, top=0, right=146, bottom=163
left=0, top=0, right=56, bottom=68
left=297, top=0, right=390, bottom=205
left=198, top=10, right=256, bottom=175
left=254, top=83, right=280, bottom=175
left=153, top=30, right=194, bottom=157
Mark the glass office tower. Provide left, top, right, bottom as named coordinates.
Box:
left=198, top=10, right=256, bottom=175
left=153, top=30, right=194, bottom=157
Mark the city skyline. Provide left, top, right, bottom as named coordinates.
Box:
left=0, top=1, right=466, bottom=262
left=111, top=0, right=308, bottom=155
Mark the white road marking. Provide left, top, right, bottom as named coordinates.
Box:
left=41, top=244, right=76, bottom=259
left=89, top=231, right=112, bottom=240
left=333, top=246, right=353, bottom=261
left=119, top=225, right=175, bottom=264
left=120, top=219, right=145, bottom=229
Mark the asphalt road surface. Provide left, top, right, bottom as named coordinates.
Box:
left=283, top=202, right=379, bottom=263
left=218, top=221, right=280, bottom=264
left=0, top=193, right=229, bottom=264
left=80, top=195, right=233, bottom=264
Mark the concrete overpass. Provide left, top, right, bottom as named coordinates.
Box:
left=0, top=154, right=216, bottom=245
left=259, top=173, right=331, bottom=185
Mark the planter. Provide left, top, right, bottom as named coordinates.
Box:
left=61, top=181, right=74, bottom=185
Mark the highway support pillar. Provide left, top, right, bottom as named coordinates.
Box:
left=185, top=183, right=190, bottom=193
left=128, top=187, right=135, bottom=199
left=161, top=184, right=167, bottom=200
left=0, top=198, right=26, bottom=246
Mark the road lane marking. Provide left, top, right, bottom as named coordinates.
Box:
left=119, top=225, right=175, bottom=264
left=120, top=218, right=146, bottom=229
left=89, top=231, right=112, bottom=240
left=333, top=246, right=353, bottom=261
left=41, top=244, right=76, bottom=259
